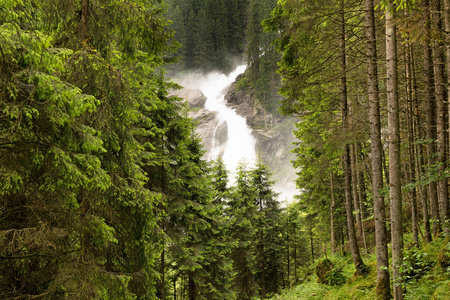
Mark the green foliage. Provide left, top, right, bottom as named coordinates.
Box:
left=400, top=248, right=436, bottom=282
left=227, top=162, right=259, bottom=299
left=165, top=0, right=249, bottom=73
left=270, top=282, right=331, bottom=300
left=438, top=239, right=450, bottom=270
left=271, top=237, right=450, bottom=299
left=0, top=0, right=223, bottom=298
left=315, top=258, right=346, bottom=286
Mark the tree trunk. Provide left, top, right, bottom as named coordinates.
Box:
left=432, top=0, right=449, bottom=236
left=405, top=41, right=420, bottom=247
left=259, top=198, right=266, bottom=299
left=351, top=143, right=364, bottom=245
left=442, top=0, right=450, bottom=235
left=310, top=224, right=314, bottom=264
left=287, top=226, right=290, bottom=287
left=424, top=0, right=442, bottom=238
left=355, top=146, right=368, bottom=251
left=80, top=0, right=89, bottom=44
left=365, top=0, right=391, bottom=297
left=386, top=2, right=404, bottom=299
left=188, top=273, right=196, bottom=300
left=410, top=38, right=432, bottom=243
left=330, top=173, right=336, bottom=254
left=261, top=230, right=266, bottom=299
left=160, top=248, right=166, bottom=299
left=341, top=2, right=366, bottom=275
left=174, top=278, right=177, bottom=300
left=293, top=225, right=298, bottom=284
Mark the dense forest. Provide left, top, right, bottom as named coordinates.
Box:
left=0, top=0, right=285, bottom=299
left=165, top=0, right=281, bottom=114
left=2, top=0, right=450, bottom=300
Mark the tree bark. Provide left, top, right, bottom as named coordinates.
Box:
left=410, top=39, right=432, bottom=243
left=386, top=2, right=404, bottom=299
left=431, top=0, right=449, bottom=236
left=330, top=173, right=336, bottom=254
left=424, top=0, right=442, bottom=238
left=160, top=248, right=166, bottom=299
left=188, top=273, right=196, bottom=300
left=310, top=225, right=314, bottom=264
left=365, top=0, right=391, bottom=297
left=174, top=278, right=177, bottom=300
left=443, top=0, right=450, bottom=235
left=351, top=143, right=364, bottom=245
left=293, top=224, right=298, bottom=284
left=286, top=226, right=290, bottom=287
left=341, top=2, right=366, bottom=275
left=405, top=41, right=419, bottom=247
left=355, top=146, right=368, bottom=251
left=80, top=0, right=89, bottom=44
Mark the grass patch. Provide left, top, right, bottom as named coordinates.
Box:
left=270, top=281, right=331, bottom=300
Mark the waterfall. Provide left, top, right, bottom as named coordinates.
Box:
left=199, top=65, right=257, bottom=174
left=175, top=65, right=298, bottom=202
left=177, top=65, right=257, bottom=179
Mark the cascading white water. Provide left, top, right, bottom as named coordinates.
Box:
left=199, top=65, right=257, bottom=173
left=178, top=65, right=257, bottom=178
left=176, top=66, right=298, bottom=202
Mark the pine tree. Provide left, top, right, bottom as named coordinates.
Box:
left=251, top=161, right=283, bottom=298
left=227, top=162, right=258, bottom=300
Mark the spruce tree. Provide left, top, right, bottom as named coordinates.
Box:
left=227, top=162, right=258, bottom=300
left=251, top=161, right=283, bottom=298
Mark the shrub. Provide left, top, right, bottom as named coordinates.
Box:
left=437, top=238, right=450, bottom=271
left=315, top=258, right=346, bottom=286
left=400, top=248, right=435, bottom=282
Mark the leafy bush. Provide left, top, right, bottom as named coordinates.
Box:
left=315, top=258, right=346, bottom=286
left=437, top=239, right=450, bottom=270
left=400, top=248, right=435, bottom=282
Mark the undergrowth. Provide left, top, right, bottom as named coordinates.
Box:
left=270, top=237, right=450, bottom=299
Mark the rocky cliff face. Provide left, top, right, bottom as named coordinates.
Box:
left=172, top=81, right=298, bottom=201
left=171, top=88, right=227, bottom=160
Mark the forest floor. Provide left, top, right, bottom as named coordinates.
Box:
left=269, top=236, right=450, bottom=299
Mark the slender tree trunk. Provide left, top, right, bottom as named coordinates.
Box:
left=405, top=41, right=420, bottom=247
left=174, top=278, right=177, bottom=300
left=355, top=146, right=368, bottom=251
left=160, top=248, right=166, bottom=299
left=351, top=143, right=364, bottom=243
left=341, top=2, right=366, bottom=275
left=261, top=230, right=266, bottom=298
left=293, top=224, right=298, bottom=284
left=431, top=0, right=449, bottom=236
left=443, top=0, right=450, bottom=234
left=330, top=173, right=336, bottom=254
left=188, top=273, right=196, bottom=300
left=80, top=0, right=89, bottom=44
left=382, top=146, right=390, bottom=186
left=259, top=200, right=266, bottom=299
left=365, top=0, right=391, bottom=297
left=287, top=226, right=290, bottom=287
left=310, top=225, right=314, bottom=264
left=410, top=40, right=432, bottom=243
left=386, top=2, right=404, bottom=299
left=424, top=0, right=442, bottom=238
